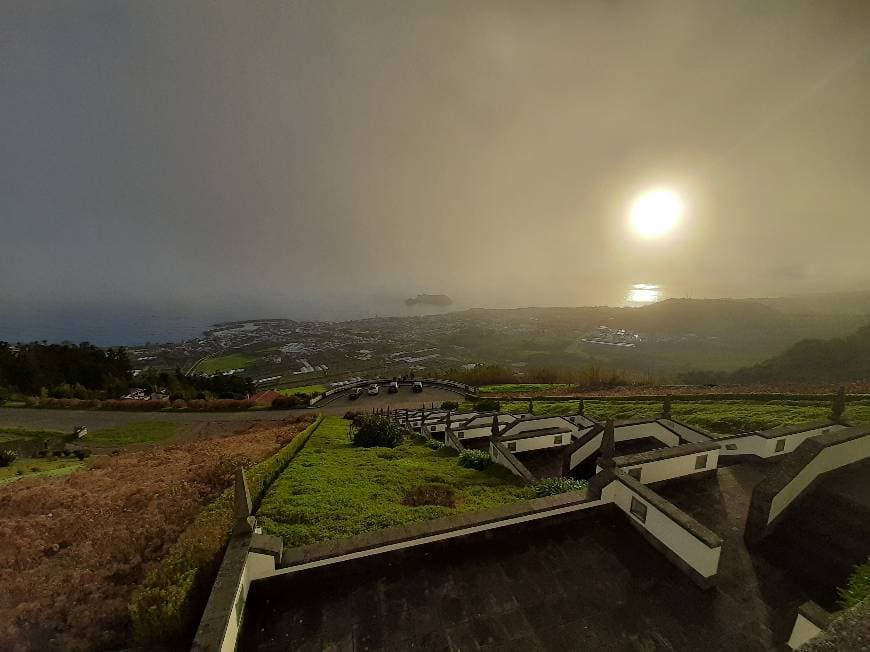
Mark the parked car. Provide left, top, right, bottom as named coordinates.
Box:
left=412, top=381, right=423, bottom=393
left=388, top=381, right=399, bottom=394
left=367, top=383, right=380, bottom=396
left=349, top=387, right=363, bottom=400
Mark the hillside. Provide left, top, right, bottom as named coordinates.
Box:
left=731, top=322, right=870, bottom=383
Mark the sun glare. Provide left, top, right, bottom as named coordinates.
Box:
left=630, top=189, right=683, bottom=238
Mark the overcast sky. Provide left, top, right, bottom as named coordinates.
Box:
left=3, top=1, right=870, bottom=335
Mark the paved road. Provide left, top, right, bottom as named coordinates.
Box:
left=0, top=386, right=465, bottom=431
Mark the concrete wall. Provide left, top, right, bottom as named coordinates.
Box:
left=720, top=424, right=846, bottom=459
left=615, top=422, right=680, bottom=446
left=618, top=448, right=719, bottom=485
left=569, top=431, right=603, bottom=469
left=505, top=432, right=570, bottom=454
left=788, top=612, right=823, bottom=650
left=768, top=431, right=870, bottom=524
left=659, top=419, right=713, bottom=443
left=605, top=474, right=722, bottom=585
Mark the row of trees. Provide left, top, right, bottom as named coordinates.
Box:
left=0, top=342, right=132, bottom=396
left=0, top=343, right=254, bottom=401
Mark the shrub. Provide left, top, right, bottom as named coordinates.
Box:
left=72, top=449, right=92, bottom=461
left=440, top=400, right=459, bottom=410
left=424, top=438, right=445, bottom=450
left=271, top=395, right=305, bottom=409
left=0, top=449, right=17, bottom=467
left=129, top=416, right=322, bottom=647
left=473, top=398, right=501, bottom=413
left=402, top=482, right=457, bottom=507
left=343, top=410, right=364, bottom=421
left=530, top=477, right=588, bottom=497
left=351, top=415, right=404, bottom=448
left=839, top=557, right=870, bottom=609
left=458, top=449, right=492, bottom=470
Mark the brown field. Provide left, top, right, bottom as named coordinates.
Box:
left=0, top=416, right=312, bottom=652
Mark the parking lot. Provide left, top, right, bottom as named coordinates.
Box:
left=317, top=382, right=468, bottom=412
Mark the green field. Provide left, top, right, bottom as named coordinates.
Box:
left=87, top=421, right=181, bottom=447
left=459, top=399, right=870, bottom=436
left=479, top=383, right=571, bottom=394
left=278, top=384, right=328, bottom=396
left=257, top=416, right=528, bottom=547
left=0, top=458, right=82, bottom=484
left=0, top=426, right=66, bottom=441
left=197, top=354, right=258, bottom=374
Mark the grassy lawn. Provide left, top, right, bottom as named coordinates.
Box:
left=0, top=458, right=82, bottom=484
left=87, top=421, right=181, bottom=448
left=197, top=354, right=257, bottom=374
left=479, top=383, right=571, bottom=394
left=0, top=426, right=66, bottom=441
left=257, top=416, right=529, bottom=547
left=459, top=399, right=870, bottom=436
left=279, top=384, right=328, bottom=396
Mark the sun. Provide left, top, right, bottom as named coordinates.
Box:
left=629, top=189, right=683, bottom=238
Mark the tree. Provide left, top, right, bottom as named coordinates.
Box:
left=830, top=386, right=847, bottom=423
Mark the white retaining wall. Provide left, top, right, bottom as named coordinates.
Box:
left=768, top=431, right=870, bottom=524
left=787, top=611, right=823, bottom=650
left=569, top=431, right=603, bottom=469
left=615, top=422, right=681, bottom=446
left=220, top=551, right=277, bottom=652
left=618, top=448, right=720, bottom=485
left=605, top=479, right=722, bottom=581
left=720, top=424, right=846, bottom=459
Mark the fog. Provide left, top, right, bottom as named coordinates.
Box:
left=3, top=1, right=870, bottom=336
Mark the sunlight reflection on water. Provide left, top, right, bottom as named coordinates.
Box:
left=626, top=284, right=662, bottom=304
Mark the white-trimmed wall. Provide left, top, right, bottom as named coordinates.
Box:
left=504, top=432, right=571, bottom=454
left=617, top=448, right=720, bottom=485
left=768, top=431, right=870, bottom=524
left=218, top=551, right=277, bottom=652
left=719, top=424, right=846, bottom=459
left=615, top=422, right=681, bottom=446
left=569, top=431, right=603, bottom=469
left=604, top=479, right=722, bottom=581
left=787, top=611, right=823, bottom=650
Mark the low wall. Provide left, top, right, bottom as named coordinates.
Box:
left=444, top=428, right=465, bottom=453
left=490, top=440, right=536, bottom=482
left=719, top=422, right=845, bottom=459
left=603, top=470, right=723, bottom=587
left=612, top=441, right=721, bottom=485
left=566, top=428, right=604, bottom=471
left=192, top=533, right=282, bottom=652
left=745, top=424, right=870, bottom=543
left=787, top=601, right=833, bottom=650
left=274, top=489, right=602, bottom=576
left=615, top=421, right=681, bottom=447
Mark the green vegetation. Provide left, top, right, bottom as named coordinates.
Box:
left=480, top=383, right=571, bottom=393
left=0, top=426, right=65, bottom=441
left=839, top=557, right=870, bottom=609
left=129, top=416, right=322, bottom=647
left=458, top=398, right=870, bottom=436
left=0, top=458, right=81, bottom=484
left=458, top=449, right=493, bottom=470
left=351, top=415, right=405, bottom=448
left=258, top=417, right=528, bottom=547
left=530, top=477, right=588, bottom=497
left=279, top=384, right=327, bottom=396
left=87, top=422, right=181, bottom=448
left=197, top=354, right=257, bottom=375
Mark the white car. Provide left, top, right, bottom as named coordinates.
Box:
left=367, top=383, right=380, bottom=396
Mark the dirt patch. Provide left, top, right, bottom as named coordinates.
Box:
left=0, top=416, right=312, bottom=652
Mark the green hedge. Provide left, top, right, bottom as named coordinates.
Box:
left=128, top=416, right=324, bottom=647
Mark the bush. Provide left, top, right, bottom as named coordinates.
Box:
left=0, top=386, right=10, bottom=405
left=129, top=416, right=322, bottom=647
left=72, top=449, right=92, bottom=461
left=402, top=482, right=457, bottom=507
left=424, top=438, right=445, bottom=451
left=343, top=410, right=364, bottom=422
left=458, top=449, right=492, bottom=470
left=530, top=477, right=588, bottom=497
left=271, top=395, right=305, bottom=409
left=473, top=399, right=501, bottom=412
left=351, top=415, right=404, bottom=448
left=0, top=450, right=17, bottom=467
left=440, top=400, right=459, bottom=410
left=839, top=557, right=870, bottom=609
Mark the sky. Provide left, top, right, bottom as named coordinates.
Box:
left=3, top=1, right=870, bottom=340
